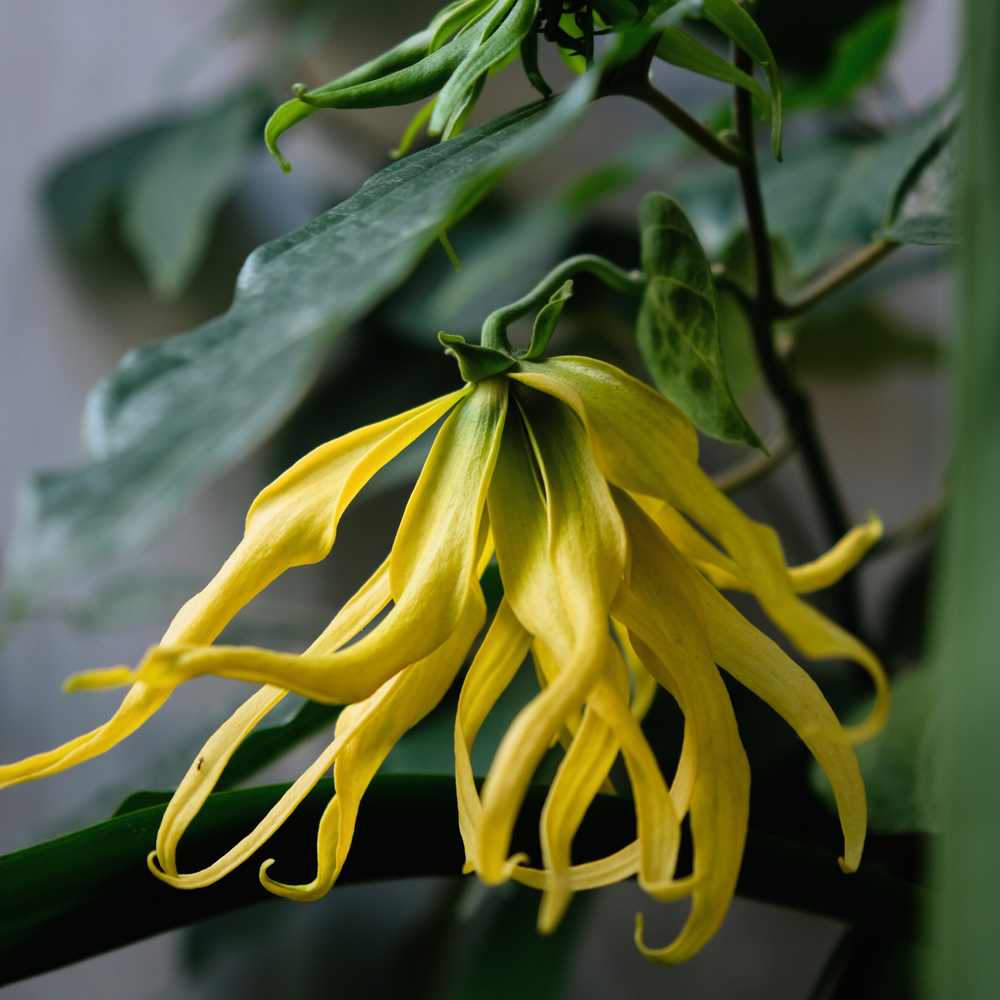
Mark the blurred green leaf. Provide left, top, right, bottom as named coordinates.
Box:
left=637, top=193, right=763, bottom=447
left=878, top=119, right=959, bottom=245
left=790, top=304, right=942, bottom=379
left=787, top=3, right=900, bottom=109
left=0, top=775, right=924, bottom=986
left=928, top=0, right=1000, bottom=992
left=42, top=118, right=182, bottom=246
left=676, top=109, right=944, bottom=275
left=811, top=668, right=940, bottom=834
left=449, top=883, right=592, bottom=1000
left=753, top=0, right=891, bottom=76
left=123, top=90, right=266, bottom=300
left=1, top=73, right=604, bottom=622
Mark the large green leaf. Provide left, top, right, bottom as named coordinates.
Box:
left=1, top=72, right=603, bottom=623
left=0, top=775, right=925, bottom=986
left=928, top=0, right=1000, bottom=994
left=637, top=193, right=763, bottom=447
left=122, top=90, right=266, bottom=300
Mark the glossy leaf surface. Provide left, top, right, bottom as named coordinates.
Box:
left=637, top=193, right=762, bottom=447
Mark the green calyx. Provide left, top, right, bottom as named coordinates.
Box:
left=440, top=334, right=517, bottom=383
left=441, top=278, right=576, bottom=383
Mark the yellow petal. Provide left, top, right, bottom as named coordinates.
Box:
left=455, top=595, right=533, bottom=872
left=515, top=357, right=886, bottom=741
left=164, top=387, right=468, bottom=646
left=692, top=568, right=867, bottom=873
left=262, top=592, right=486, bottom=900
left=128, top=383, right=508, bottom=706
left=478, top=390, right=627, bottom=883
left=612, top=492, right=750, bottom=964
left=1, top=391, right=466, bottom=789
left=154, top=557, right=393, bottom=877
left=613, top=620, right=660, bottom=722
left=537, top=639, right=630, bottom=931
left=788, top=512, right=883, bottom=594
left=0, top=683, right=169, bottom=790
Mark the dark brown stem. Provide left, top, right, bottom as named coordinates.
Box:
left=778, top=241, right=901, bottom=318
left=732, top=46, right=860, bottom=633
left=603, top=83, right=746, bottom=166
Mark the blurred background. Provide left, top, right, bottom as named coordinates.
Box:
left=0, top=1, right=957, bottom=997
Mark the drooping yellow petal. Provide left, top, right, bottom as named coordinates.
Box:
left=612, top=492, right=750, bottom=964
left=613, top=620, right=660, bottom=722
left=261, top=593, right=486, bottom=901
left=788, top=512, right=882, bottom=594
left=537, top=638, right=630, bottom=931
left=514, top=357, right=887, bottom=740
left=0, top=683, right=170, bottom=790
left=165, top=387, right=469, bottom=646
left=690, top=567, right=867, bottom=873
left=531, top=640, right=583, bottom=749
left=150, top=579, right=485, bottom=893
left=455, top=596, right=534, bottom=873
left=649, top=501, right=883, bottom=597
left=111, top=381, right=508, bottom=707
left=479, top=389, right=627, bottom=883
left=154, top=557, right=392, bottom=877
left=1, top=391, right=468, bottom=790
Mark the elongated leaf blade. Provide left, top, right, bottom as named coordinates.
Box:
left=0, top=775, right=923, bottom=986
left=1, top=74, right=602, bottom=622
left=637, top=193, right=763, bottom=447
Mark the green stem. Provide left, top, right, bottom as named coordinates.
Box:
left=731, top=45, right=859, bottom=633
left=481, top=253, right=645, bottom=351
left=777, top=240, right=900, bottom=318
left=601, top=83, right=746, bottom=166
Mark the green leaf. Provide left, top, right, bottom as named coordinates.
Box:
left=41, top=118, right=182, bottom=246
left=656, top=27, right=769, bottom=112
left=810, top=668, right=940, bottom=834
left=430, top=0, right=539, bottom=135
left=790, top=304, right=942, bottom=379
left=928, top=0, right=1000, bottom=992
left=637, top=193, right=763, bottom=447
left=122, top=90, right=266, bottom=300
left=449, top=883, right=592, bottom=1000
left=674, top=109, right=946, bottom=276
left=701, top=0, right=783, bottom=160
left=878, top=118, right=959, bottom=245
left=0, top=775, right=925, bottom=986
left=1, top=74, right=603, bottom=622
left=787, top=3, right=901, bottom=109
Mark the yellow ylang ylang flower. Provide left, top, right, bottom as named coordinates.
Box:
left=0, top=355, right=887, bottom=963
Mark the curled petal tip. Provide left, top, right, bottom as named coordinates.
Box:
left=839, top=855, right=858, bottom=874
left=63, top=666, right=135, bottom=692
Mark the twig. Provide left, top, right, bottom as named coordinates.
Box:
left=866, top=496, right=946, bottom=561
left=713, top=433, right=796, bottom=496
left=603, top=83, right=746, bottom=166
left=777, top=241, right=901, bottom=318
left=731, top=46, right=860, bottom=632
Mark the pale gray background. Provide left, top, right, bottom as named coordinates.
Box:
left=0, top=1, right=956, bottom=997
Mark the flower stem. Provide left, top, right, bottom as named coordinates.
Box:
left=481, top=253, right=645, bottom=352
left=603, top=83, right=746, bottom=166
left=731, top=46, right=859, bottom=633
left=777, top=240, right=901, bottom=318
